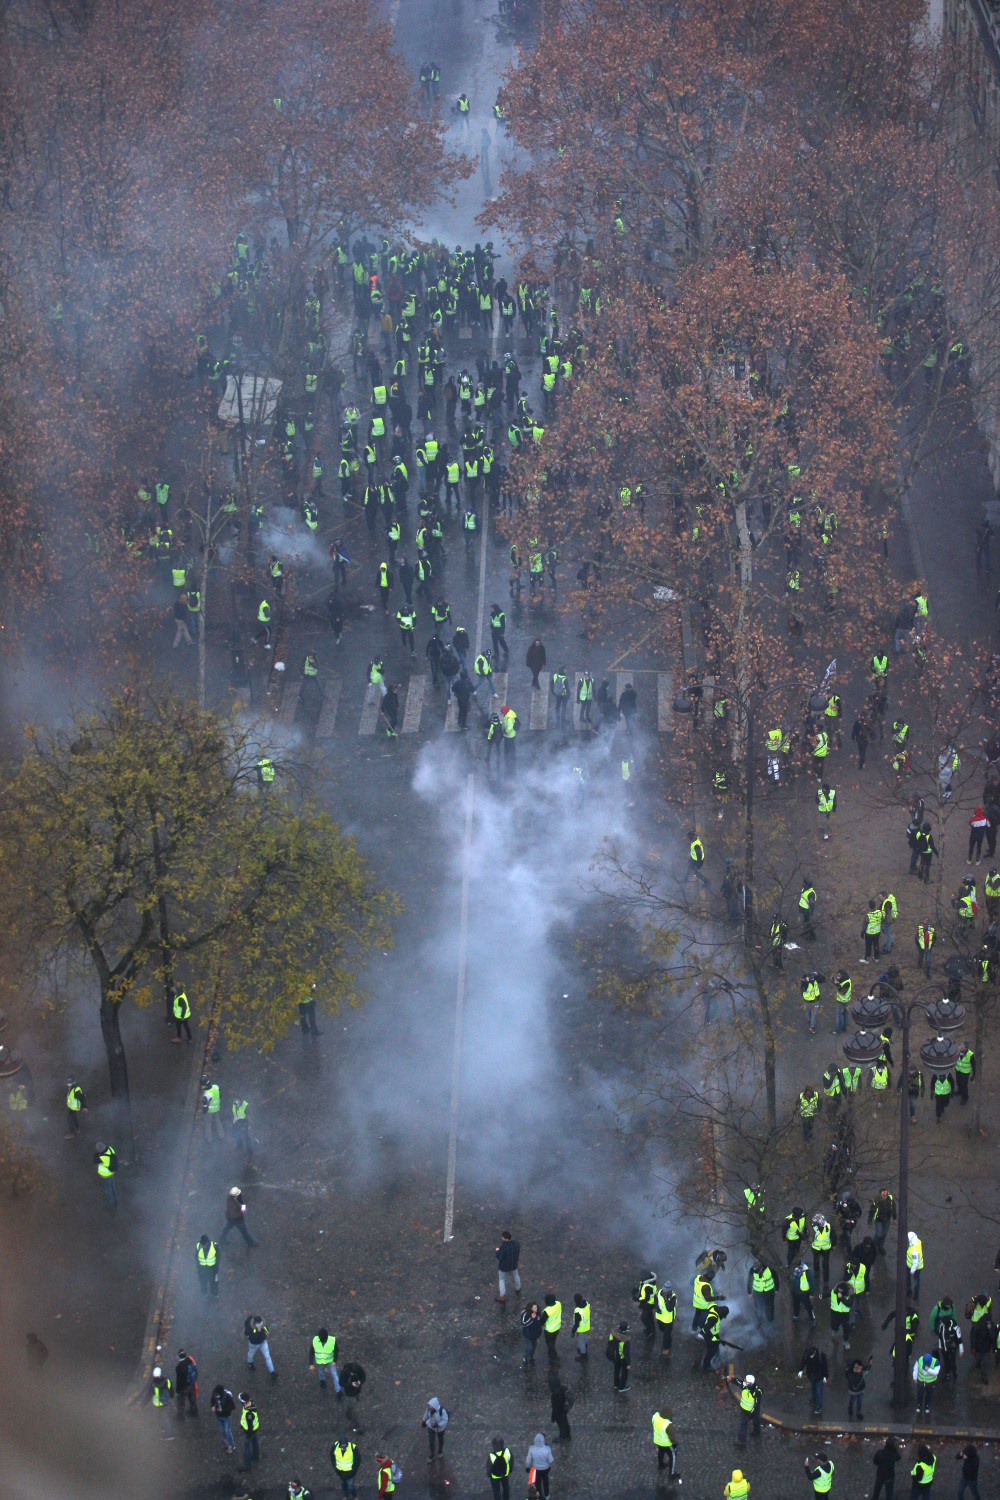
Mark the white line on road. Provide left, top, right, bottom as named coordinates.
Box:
left=443, top=309, right=499, bottom=1242
left=402, top=673, right=425, bottom=732
left=443, top=771, right=474, bottom=1241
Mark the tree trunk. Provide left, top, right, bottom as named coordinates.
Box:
left=757, top=977, right=778, bottom=1134
left=744, top=705, right=755, bottom=939
left=197, top=486, right=211, bottom=711
left=974, top=992, right=985, bottom=1135
left=99, top=992, right=136, bottom=1165
left=149, top=814, right=175, bottom=1023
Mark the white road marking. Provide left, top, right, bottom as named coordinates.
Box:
left=443, top=772, right=474, bottom=1241
left=402, top=674, right=425, bottom=732
left=529, top=674, right=550, bottom=729
left=315, top=679, right=342, bottom=738
left=443, top=305, right=500, bottom=1241
left=658, top=672, right=674, bottom=732
left=359, top=684, right=380, bottom=735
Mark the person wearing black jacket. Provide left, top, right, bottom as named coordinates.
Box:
left=548, top=1372, right=572, bottom=1439
left=210, top=1383, right=235, bottom=1454
left=341, top=1362, right=366, bottom=1434
left=798, top=1344, right=828, bottom=1416
left=526, top=638, right=547, bottom=689
left=845, top=1355, right=872, bottom=1420
left=175, top=1348, right=198, bottom=1417
left=495, top=1230, right=521, bottom=1302
left=521, top=1303, right=543, bottom=1364
left=244, top=1314, right=276, bottom=1380
left=871, top=1438, right=900, bottom=1500
left=957, top=1443, right=981, bottom=1500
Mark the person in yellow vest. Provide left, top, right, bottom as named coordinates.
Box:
left=149, top=1365, right=173, bottom=1415
left=94, top=1140, right=117, bottom=1208
left=65, top=1077, right=87, bottom=1139
left=692, top=1270, right=716, bottom=1331
left=861, top=897, right=882, bottom=963
left=239, top=1392, right=260, bottom=1470
left=804, top=1454, right=834, bottom=1495
left=747, top=1260, right=778, bottom=1327
left=912, top=1353, right=939, bottom=1415
left=688, top=830, right=709, bottom=886
left=487, top=1438, right=511, bottom=1500
left=309, top=1326, right=342, bottom=1391
left=572, top=1292, right=590, bottom=1357
left=651, top=1407, right=678, bottom=1478
left=542, top=1293, right=562, bottom=1364
left=196, top=1234, right=219, bottom=1297
left=724, top=1469, right=749, bottom=1499
left=811, top=1214, right=832, bottom=1292
left=907, top=1231, right=923, bottom=1298
left=609, top=1319, right=631, bottom=1391
left=735, top=1373, right=762, bottom=1446
left=201, top=1075, right=225, bottom=1140
left=329, top=1434, right=358, bottom=1494
left=375, top=1452, right=400, bottom=1495
left=910, top=1443, right=936, bottom=1490
left=172, top=989, right=192, bottom=1043
left=655, top=1280, right=676, bottom=1354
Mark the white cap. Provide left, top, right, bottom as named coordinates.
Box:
left=153, top=1367, right=162, bottom=1378
left=229, top=1186, right=241, bottom=1196
left=908, top=1231, right=918, bottom=1245
left=744, top=1374, right=755, bottom=1386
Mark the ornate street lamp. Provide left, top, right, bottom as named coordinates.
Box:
left=843, top=983, right=965, bottom=1408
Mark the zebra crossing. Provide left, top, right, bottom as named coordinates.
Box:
left=269, top=668, right=676, bottom=739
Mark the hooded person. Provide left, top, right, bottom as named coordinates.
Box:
left=421, top=1396, right=449, bottom=1460
left=525, top=1433, right=554, bottom=1497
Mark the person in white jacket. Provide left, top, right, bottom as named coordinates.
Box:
left=422, top=1396, right=449, bottom=1463
left=525, top=1433, right=554, bottom=1498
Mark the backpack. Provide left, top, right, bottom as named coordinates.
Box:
left=438, top=1405, right=449, bottom=1428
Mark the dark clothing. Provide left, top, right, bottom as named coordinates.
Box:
left=618, top=686, right=637, bottom=732
left=175, top=1355, right=198, bottom=1415
left=521, top=1309, right=543, bottom=1362
left=452, top=673, right=473, bottom=729
left=526, top=640, right=547, bottom=688
left=496, top=1238, right=520, bottom=1272
left=873, top=1440, right=900, bottom=1500
left=851, top=716, right=869, bottom=768
left=426, top=635, right=444, bottom=686
left=550, top=1383, right=571, bottom=1440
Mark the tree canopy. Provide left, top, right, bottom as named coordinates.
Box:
left=0, top=690, right=398, bottom=1154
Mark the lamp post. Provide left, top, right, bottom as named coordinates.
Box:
left=843, top=983, right=964, bottom=1408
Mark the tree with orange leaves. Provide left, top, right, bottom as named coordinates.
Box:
left=214, top=0, right=467, bottom=362
left=506, top=255, right=895, bottom=925
left=489, top=0, right=1000, bottom=502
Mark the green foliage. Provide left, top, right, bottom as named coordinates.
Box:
left=0, top=689, right=397, bottom=1090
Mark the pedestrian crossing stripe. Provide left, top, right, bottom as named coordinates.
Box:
left=283, top=670, right=676, bottom=739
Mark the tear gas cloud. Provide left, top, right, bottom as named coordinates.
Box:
left=334, top=727, right=745, bottom=1297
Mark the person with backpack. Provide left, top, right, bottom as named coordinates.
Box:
left=937, top=1313, right=963, bottom=1381
left=421, top=1396, right=449, bottom=1462
left=174, top=1348, right=198, bottom=1417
